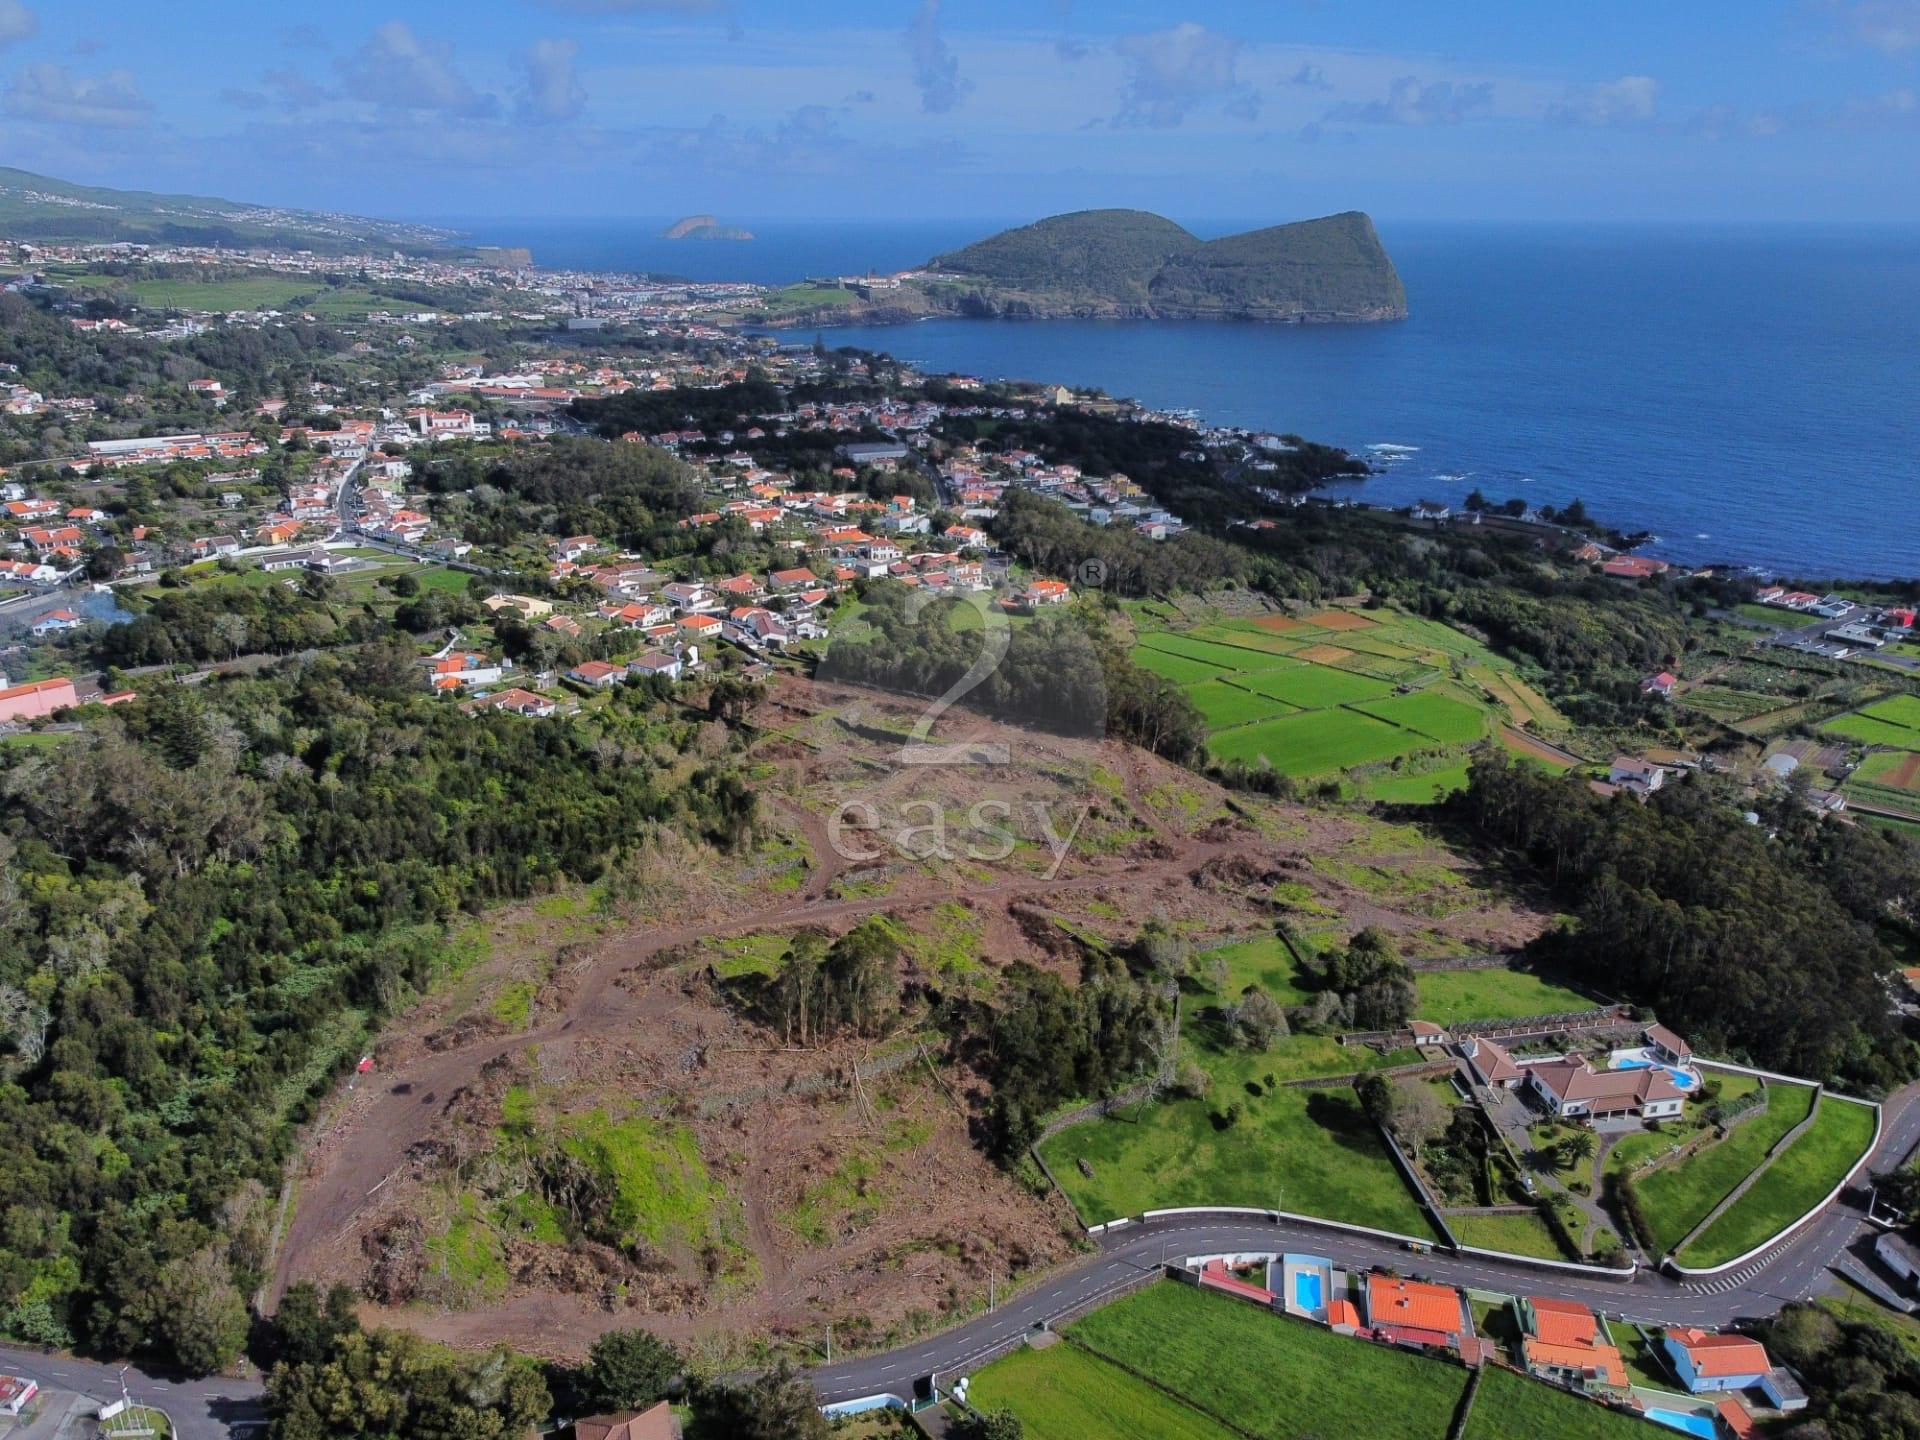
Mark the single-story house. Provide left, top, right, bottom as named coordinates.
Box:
left=628, top=651, right=684, bottom=682
left=1526, top=1055, right=1685, bottom=1123
left=568, top=660, right=623, bottom=689
left=1646, top=1024, right=1692, bottom=1066
left=1460, top=1034, right=1524, bottom=1089
left=1661, top=1329, right=1805, bottom=1410
left=465, top=688, right=559, bottom=719
left=1363, top=1273, right=1465, bottom=1351
left=1641, top=671, right=1679, bottom=698
left=1875, top=1230, right=1920, bottom=1295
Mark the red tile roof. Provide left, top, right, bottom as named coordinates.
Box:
left=1667, top=1328, right=1771, bottom=1378
left=1366, top=1274, right=1461, bottom=1336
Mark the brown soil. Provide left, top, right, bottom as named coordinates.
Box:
left=270, top=675, right=1555, bottom=1363
left=1301, top=609, right=1379, bottom=632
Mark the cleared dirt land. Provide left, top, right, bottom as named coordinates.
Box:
left=272, top=676, right=1554, bottom=1362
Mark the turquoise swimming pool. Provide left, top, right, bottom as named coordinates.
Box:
left=1644, top=1407, right=1719, bottom=1438
left=1294, top=1270, right=1323, bottom=1312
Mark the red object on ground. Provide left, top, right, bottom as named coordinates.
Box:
left=356, top=1055, right=375, bottom=1074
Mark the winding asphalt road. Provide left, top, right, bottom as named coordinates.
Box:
left=810, top=1083, right=1920, bottom=1403
left=9, top=1086, right=1916, bottom=1433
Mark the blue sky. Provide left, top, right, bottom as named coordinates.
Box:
left=2, top=1, right=1917, bottom=224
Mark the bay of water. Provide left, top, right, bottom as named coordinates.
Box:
left=467, top=218, right=1920, bottom=579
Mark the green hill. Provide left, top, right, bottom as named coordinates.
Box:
left=927, top=208, right=1202, bottom=306
left=0, top=165, right=470, bottom=256
left=901, top=207, right=1405, bottom=323
left=1148, top=212, right=1406, bottom=322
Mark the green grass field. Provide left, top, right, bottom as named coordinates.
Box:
left=1232, top=665, right=1396, bottom=709
left=1860, top=694, right=1920, bottom=730
left=1413, top=968, right=1594, bottom=1025
left=1352, top=692, right=1491, bottom=745
left=1460, top=1363, right=1659, bottom=1440
left=1447, top=1210, right=1572, bottom=1261
left=1856, top=749, right=1920, bottom=791
left=1360, top=759, right=1474, bottom=804
left=1631, top=1082, right=1817, bottom=1255
left=966, top=1341, right=1237, bottom=1440
left=1129, top=646, right=1221, bottom=685
left=1069, top=1282, right=1468, bottom=1440
left=123, top=274, right=395, bottom=315
left=1209, top=708, right=1414, bottom=775
left=1677, top=1096, right=1876, bottom=1267
left=1823, top=713, right=1920, bottom=749
left=1183, top=680, right=1295, bottom=729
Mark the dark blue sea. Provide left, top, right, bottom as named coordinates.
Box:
left=457, top=217, right=1920, bottom=580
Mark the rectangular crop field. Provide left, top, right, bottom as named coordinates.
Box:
left=1301, top=609, right=1379, bottom=631
left=1137, top=632, right=1296, bottom=672
left=1360, top=759, right=1474, bottom=804
left=966, top=1339, right=1238, bottom=1440
left=1069, top=1281, right=1468, bottom=1440
left=1352, top=693, right=1491, bottom=745
left=1187, top=622, right=1307, bottom=657
left=1228, top=664, right=1396, bottom=709
left=1183, top=680, right=1296, bottom=730
left=1677, top=1096, right=1877, bottom=1267
left=1856, top=749, right=1920, bottom=793
left=1414, top=968, right=1594, bottom=1025
left=1461, top=1363, right=1658, bottom=1440
left=1631, top=1082, right=1817, bottom=1254
left=1823, top=713, right=1920, bottom=749
left=1208, top=708, right=1413, bottom=776
left=1129, top=646, right=1219, bottom=685
left=1860, top=694, right=1920, bottom=731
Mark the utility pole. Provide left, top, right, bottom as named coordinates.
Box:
left=988, top=1275, right=995, bottom=1313
left=825, top=1324, right=832, bottom=1364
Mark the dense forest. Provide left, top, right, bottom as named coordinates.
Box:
left=1457, top=749, right=1920, bottom=1088
left=0, top=643, right=751, bottom=1371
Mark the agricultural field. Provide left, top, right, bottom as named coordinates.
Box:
left=1066, top=1281, right=1470, bottom=1440
left=120, top=273, right=395, bottom=315
left=965, top=1340, right=1238, bottom=1440
left=1676, top=1095, right=1877, bottom=1267
left=1625, top=1081, right=1817, bottom=1255
left=1413, top=967, right=1596, bottom=1025
left=1446, top=1210, right=1570, bottom=1261
left=1126, top=606, right=1548, bottom=795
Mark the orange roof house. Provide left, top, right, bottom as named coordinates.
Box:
left=1364, top=1274, right=1464, bottom=1344
left=1519, top=1296, right=1627, bottom=1393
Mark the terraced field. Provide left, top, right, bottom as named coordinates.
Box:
left=1826, top=695, right=1920, bottom=814
left=1128, top=607, right=1561, bottom=796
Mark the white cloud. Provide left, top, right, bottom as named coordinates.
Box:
left=1825, top=0, right=1920, bottom=53
left=4, top=63, right=151, bottom=127
left=520, top=37, right=586, bottom=122
left=906, top=0, right=971, bottom=114
left=1549, top=75, right=1660, bottom=127
left=1114, top=22, right=1258, bottom=128
left=0, top=1, right=35, bottom=49
left=341, top=21, right=498, bottom=118
left=1328, top=75, right=1493, bottom=126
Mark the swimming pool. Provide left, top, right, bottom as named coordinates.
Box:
left=1294, top=1270, right=1323, bottom=1313
left=1644, top=1407, right=1720, bottom=1438
left=1614, top=1058, right=1700, bottom=1090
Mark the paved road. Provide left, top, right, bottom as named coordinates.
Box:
left=0, top=1344, right=264, bottom=1440
left=811, top=1083, right=1920, bottom=1403
left=12, top=1085, right=1917, bottom=1431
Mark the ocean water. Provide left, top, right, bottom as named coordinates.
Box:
left=466, top=218, right=1920, bottom=579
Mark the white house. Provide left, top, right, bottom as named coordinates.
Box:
left=1525, top=1056, right=1685, bottom=1123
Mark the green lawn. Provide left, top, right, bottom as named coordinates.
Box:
left=1860, top=694, right=1920, bottom=730
left=1414, top=968, right=1594, bottom=1025
left=1447, top=1210, right=1573, bottom=1261
left=1200, top=935, right=1315, bottom=1004
left=1039, top=1076, right=1432, bottom=1234
left=1209, top=708, right=1415, bottom=776
left=1461, top=1362, right=1660, bottom=1440
left=1735, top=602, right=1826, bottom=629
left=1631, top=1083, right=1817, bottom=1255
left=1677, top=1096, right=1876, bottom=1267
left=966, top=1341, right=1237, bottom=1440
left=1069, top=1281, right=1468, bottom=1440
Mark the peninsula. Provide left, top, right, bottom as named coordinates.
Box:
left=745, top=208, right=1407, bottom=326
